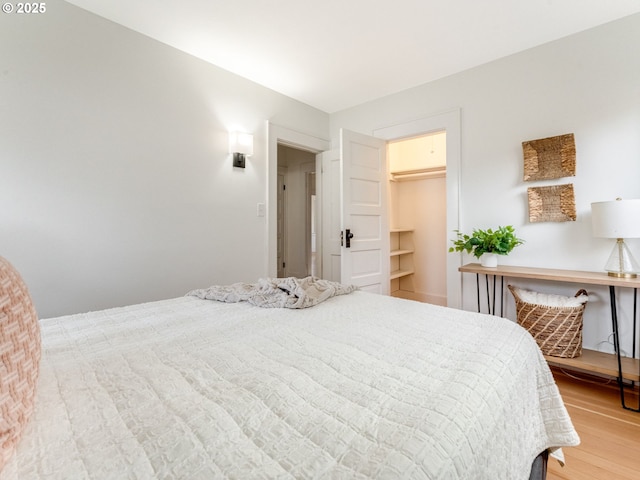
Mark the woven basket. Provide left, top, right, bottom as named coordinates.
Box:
left=508, top=284, right=587, bottom=358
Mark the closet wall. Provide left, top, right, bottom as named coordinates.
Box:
left=388, top=133, right=447, bottom=305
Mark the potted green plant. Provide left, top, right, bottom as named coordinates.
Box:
left=449, top=225, right=524, bottom=267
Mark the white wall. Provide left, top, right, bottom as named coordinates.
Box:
left=0, top=0, right=328, bottom=317
left=330, top=14, right=640, bottom=356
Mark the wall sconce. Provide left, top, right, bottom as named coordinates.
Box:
left=229, top=132, right=253, bottom=168
left=591, top=198, right=640, bottom=278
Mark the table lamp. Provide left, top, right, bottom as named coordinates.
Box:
left=591, top=198, right=640, bottom=278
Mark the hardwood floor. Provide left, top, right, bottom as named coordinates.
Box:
left=547, top=368, right=640, bottom=480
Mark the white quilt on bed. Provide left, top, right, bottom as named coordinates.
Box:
left=0, top=291, right=579, bottom=480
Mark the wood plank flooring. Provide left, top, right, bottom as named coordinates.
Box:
left=547, top=368, right=640, bottom=480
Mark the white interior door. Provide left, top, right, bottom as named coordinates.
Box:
left=340, top=129, right=389, bottom=293
left=321, top=150, right=341, bottom=282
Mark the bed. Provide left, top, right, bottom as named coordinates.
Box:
left=1, top=257, right=579, bottom=479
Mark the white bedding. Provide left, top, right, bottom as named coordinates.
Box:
left=0, top=291, right=579, bottom=479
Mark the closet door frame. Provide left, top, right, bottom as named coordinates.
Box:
left=373, top=109, right=461, bottom=309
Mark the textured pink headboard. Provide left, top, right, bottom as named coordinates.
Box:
left=0, top=256, right=41, bottom=471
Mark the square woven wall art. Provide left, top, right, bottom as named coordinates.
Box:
left=528, top=184, right=576, bottom=222
left=522, top=133, right=576, bottom=181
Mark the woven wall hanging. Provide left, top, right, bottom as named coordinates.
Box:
left=527, top=183, right=576, bottom=222
left=522, top=133, right=576, bottom=181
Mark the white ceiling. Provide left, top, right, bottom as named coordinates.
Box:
left=65, top=0, right=640, bottom=113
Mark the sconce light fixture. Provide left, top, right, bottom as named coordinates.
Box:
left=591, top=198, right=640, bottom=278
left=229, top=132, right=253, bottom=168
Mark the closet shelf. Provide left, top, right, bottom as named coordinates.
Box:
left=390, top=228, right=415, bottom=293
left=391, top=249, right=414, bottom=257
left=391, top=269, right=414, bottom=280
left=390, top=166, right=446, bottom=182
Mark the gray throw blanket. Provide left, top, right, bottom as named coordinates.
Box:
left=187, top=276, right=358, bottom=309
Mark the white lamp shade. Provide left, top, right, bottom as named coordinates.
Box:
left=229, top=132, right=254, bottom=156
left=591, top=198, right=640, bottom=239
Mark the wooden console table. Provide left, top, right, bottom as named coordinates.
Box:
left=459, top=263, right=640, bottom=411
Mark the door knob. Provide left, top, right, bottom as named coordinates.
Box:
left=345, top=229, right=354, bottom=248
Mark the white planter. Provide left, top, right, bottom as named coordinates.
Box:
left=480, top=253, right=499, bottom=268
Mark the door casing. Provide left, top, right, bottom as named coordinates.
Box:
left=373, top=109, right=461, bottom=308
left=267, top=123, right=330, bottom=277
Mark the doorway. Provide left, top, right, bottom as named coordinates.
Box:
left=388, top=131, right=447, bottom=306
left=277, top=144, right=318, bottom=279
left=266, top=123, right=330, bottom=278
left=373, top=109, right=461, bottom=308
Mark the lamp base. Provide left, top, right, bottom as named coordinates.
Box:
left=607, top=271, right=637, bottom=279
left=603, top=238, right=640, bottom=278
